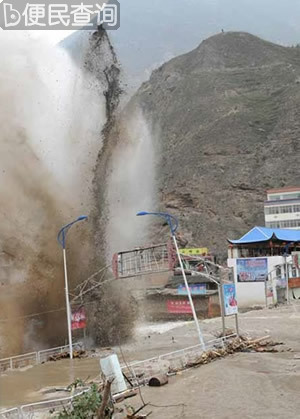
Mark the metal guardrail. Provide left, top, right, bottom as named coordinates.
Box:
left=20, top=390, right=89, bottom=418
left=0, top=390, right=88, bottom=419
left=0, top=408, right=20, bottom=419
left=121, top=334, right=236, bottom=386
left=0, top=342, right=83, bottom=373
left=0, top=335, right=236, bottom=418
left=0, top=353, right=37, bottom=373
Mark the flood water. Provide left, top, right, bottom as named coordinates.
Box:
left=0, top=357, right=100, bottom=408
left=0, top=321, right=201, bottom=410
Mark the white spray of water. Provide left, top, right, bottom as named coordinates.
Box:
left=105, top=109, right=157, bottom=258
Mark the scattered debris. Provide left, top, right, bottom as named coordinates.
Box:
left=214, top=328, right=236, bottom=338
left=48, top=349, right=86, bottom=362
left=113, top=388, right=138, bottom=403
left=148, top=374, right=168, bottom=387
left=126, top=404, right=152, bottom=418
left=182, top=336, right=285, bottom=369
left=97, top=379, right=113, bottom=419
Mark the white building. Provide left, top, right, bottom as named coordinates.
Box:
left=227, top=226, right=300, bottom=308
left=264, top=187, right=300, bottom=229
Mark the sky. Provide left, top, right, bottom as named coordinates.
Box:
left=110, top=0, right=300, bottom=88
left=26, top=30, right=75, bottom=45
left=5, top=0, right=300, bottom=89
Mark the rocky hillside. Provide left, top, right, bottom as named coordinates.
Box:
left=119, top=32, right=300, bottom=256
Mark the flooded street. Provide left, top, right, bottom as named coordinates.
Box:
left=1, top=307, right=300, bottom=411
left=0, top=357, right=100, bottom=408
left=0, top=320, right=202, bottom=409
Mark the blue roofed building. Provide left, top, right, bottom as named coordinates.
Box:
left=227, top=226, right=300, bottom=308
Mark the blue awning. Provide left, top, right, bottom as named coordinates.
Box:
left=228, top=226, right=300, bottom=244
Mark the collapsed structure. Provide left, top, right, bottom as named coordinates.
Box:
left=112, top=242, right=233, bottom=320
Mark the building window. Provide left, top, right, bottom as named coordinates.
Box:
left=276, top=266, right=281, bottom=278
left=269, top=194, right=281, bottom=201
left=293, top=205, right=300, bottom=212
left=281, top=205, right=293, bottom=213
left=265, top=205, right=296, bottom=215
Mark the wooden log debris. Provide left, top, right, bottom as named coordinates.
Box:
left=48, top=349, right=86, bottom=362
left=173, top=335, right=285, bottom=371
left=97, top=379, right=113, bottom=419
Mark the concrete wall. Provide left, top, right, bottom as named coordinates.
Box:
left=227, top=256, right=286, bottom=308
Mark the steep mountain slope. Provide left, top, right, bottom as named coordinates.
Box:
left=123, top=32, right=300, bottom=255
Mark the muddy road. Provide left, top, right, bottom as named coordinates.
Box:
left=1, top=304, right=300, bottom=417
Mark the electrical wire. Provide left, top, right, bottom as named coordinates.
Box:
left=0, top=298, right=100, bottom=323
left=0, top=265, right=113, bottom=323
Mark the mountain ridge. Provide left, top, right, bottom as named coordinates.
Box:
left=105, top=32, right=300, bottom=256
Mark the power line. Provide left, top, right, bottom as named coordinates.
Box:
left=0, top=307, right=66, bottom=323
left=0, top=265, right=113, bottom=323
left=0, top=298, right=102, bottom=323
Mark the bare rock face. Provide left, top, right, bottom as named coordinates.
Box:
left=126, top=32, right=300, bottom=256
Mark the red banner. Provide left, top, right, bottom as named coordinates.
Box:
left=167, top=299, right=192, bottom=314
left=71, top=307, right=86, bottom=330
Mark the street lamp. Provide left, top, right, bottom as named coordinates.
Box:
left=136, top=211, right=205, bottom=350
left=57, top=215, right=88, bottom=359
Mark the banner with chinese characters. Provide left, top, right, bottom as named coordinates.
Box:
left=180, top=248, right=208, bottom=256
left=237, top=258, right=268, bottom=282
left=71, top=306, right=87, bottom=330
left=167, top=300, right=192, bottom=314
left=223, top=284, right=238, bottom=316
left=177, top=284, right=206, bottom=295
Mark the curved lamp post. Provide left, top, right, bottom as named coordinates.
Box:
left=136, top=211, right=205, bottom=350
left=57, top=215, right=88, bottom=359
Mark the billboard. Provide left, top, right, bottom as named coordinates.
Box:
left=177, top=284, right=206, bottom=295
left=292, top=252, right=300, bottom=269
left=223, top=284, right=238, bottom=316
left=71, top=307, right=87, bottom=330
left=180, top=248, right=208, bottom=256
left=237, top=258, right=268, bottom=282
left=167, top=300, right=192, bottom=314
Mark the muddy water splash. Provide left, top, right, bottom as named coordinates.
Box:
left=0, top=32, right=106, bottom=356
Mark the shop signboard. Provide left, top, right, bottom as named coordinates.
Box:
left=223, top=284, right=238, bottom=316
left=167, top=300, right=192, bottom=314
left=237, top=258, right=268, bottom=282
left=177, top=284, right=206, bottom=295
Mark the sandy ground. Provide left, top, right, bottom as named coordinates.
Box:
left=1, top=303, right=300, bottom=417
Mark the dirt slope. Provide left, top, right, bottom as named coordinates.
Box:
left=127, top=32, right=300, bottom=255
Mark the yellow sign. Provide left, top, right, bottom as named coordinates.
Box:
left=180, top=248, right=209, bottom=255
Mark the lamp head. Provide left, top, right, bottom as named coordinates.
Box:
left=136, top=211, right=149, bottom=216
left=77, top=215, right=88, bottom=221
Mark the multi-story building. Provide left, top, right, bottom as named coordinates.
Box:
left=264, top=187, right=300, bottom=229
